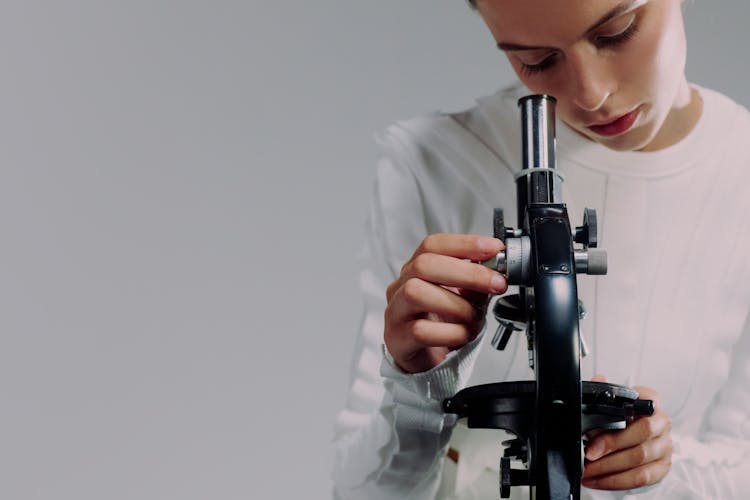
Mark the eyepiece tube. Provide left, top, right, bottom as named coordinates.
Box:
left=517, top=95, right=561, bottom=205
left=519, top=95, right=556, bottom=170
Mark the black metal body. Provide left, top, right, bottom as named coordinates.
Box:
left=525, top=204, right=582, bottom=499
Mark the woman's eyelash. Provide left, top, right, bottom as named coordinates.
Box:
left=520, top=55, right=558, bottom=76
left=596, top=20, right=639, bottom=48
left=519, top=20, right=640, bottom=76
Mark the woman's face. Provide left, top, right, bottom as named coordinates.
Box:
left=475, top=0, right=697, bottom=152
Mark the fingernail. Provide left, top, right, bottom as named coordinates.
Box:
left=582, top=478, right=598, bottom=488
left=477, top=236, right=500, bottom=253
left=491, top=274, right=506, bottom=293
left=586, top=441, right=605, bottom=461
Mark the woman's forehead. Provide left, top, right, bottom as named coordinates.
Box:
left=478, top=0, right=646, bottom=47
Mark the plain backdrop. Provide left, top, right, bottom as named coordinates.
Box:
left=1, top=1, right=748, bottom=499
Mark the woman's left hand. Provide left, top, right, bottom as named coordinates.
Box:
left=582, top=377, right=673, bottom=490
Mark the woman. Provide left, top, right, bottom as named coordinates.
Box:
left=333, top=1, right=750, bottom=498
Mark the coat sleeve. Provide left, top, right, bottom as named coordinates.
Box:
left=623, top=314, right=750, bottom=499
left=331, top=126, right=485, bottom=499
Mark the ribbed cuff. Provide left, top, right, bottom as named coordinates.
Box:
left=380, top=326, right=486, bottom=402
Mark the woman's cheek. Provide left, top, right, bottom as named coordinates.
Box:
left=638, top=4, right=687, bottom=99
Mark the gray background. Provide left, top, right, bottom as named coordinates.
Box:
left=1, top=1, right=747, bottom=499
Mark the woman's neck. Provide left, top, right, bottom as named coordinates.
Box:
left=639, top=82, right=703, bottom=152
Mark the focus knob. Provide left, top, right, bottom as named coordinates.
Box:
left=574, top=248, right=608, bottom=275
left=501, top=236, right=532, bottom=285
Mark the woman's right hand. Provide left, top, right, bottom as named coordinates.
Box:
left=384, top=234, right=507, bottom=373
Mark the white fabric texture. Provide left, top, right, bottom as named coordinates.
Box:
left=332, top=82, right=750, bottom=499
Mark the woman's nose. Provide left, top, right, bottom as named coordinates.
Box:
left=567, top=49, right=616, bottom=112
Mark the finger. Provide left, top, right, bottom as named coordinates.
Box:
left=387, top=278, right=478, bottom=325
left=456, top=286, right=490, bottom=303
left=385, top=318, right=478, bottom=374
left=402, top=319, right=478, bottom=350
left=400, top=252, right=507, bottom=295
left=582, top=457, right=672, bottom=490
left=411, top=234, right=503, bottom=262
left=591, top=374, right=608, bottom=382
left=583, top=432, right=672, bottom=478
left=585, top=412, right=672, bottom=460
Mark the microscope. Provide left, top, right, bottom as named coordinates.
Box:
left=443, top=95, right=654, bottom=499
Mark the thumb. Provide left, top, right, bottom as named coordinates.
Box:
left=591, top=373, right=609, bottom=383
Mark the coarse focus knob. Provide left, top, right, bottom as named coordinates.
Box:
left=505, top=236, right=531, bottom=285
left=575, top=208, right=599, bottom=248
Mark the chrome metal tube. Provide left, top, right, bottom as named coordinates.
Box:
left=518, top=95, right=560, bottom=204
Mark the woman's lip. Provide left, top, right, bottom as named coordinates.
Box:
left=587, top=106, right=641, bottom=137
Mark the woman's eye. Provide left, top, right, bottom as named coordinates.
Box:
left=595, top=17, right=639, bottom=48
left=520, top=54, right=558, bottom=76
left=516, top=15, right=640, bottom=77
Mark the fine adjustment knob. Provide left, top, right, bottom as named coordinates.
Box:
left=574, top=249, right=608, bottom=275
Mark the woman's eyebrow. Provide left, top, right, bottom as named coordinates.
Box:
left=496, top=0, right=646, bottom=52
